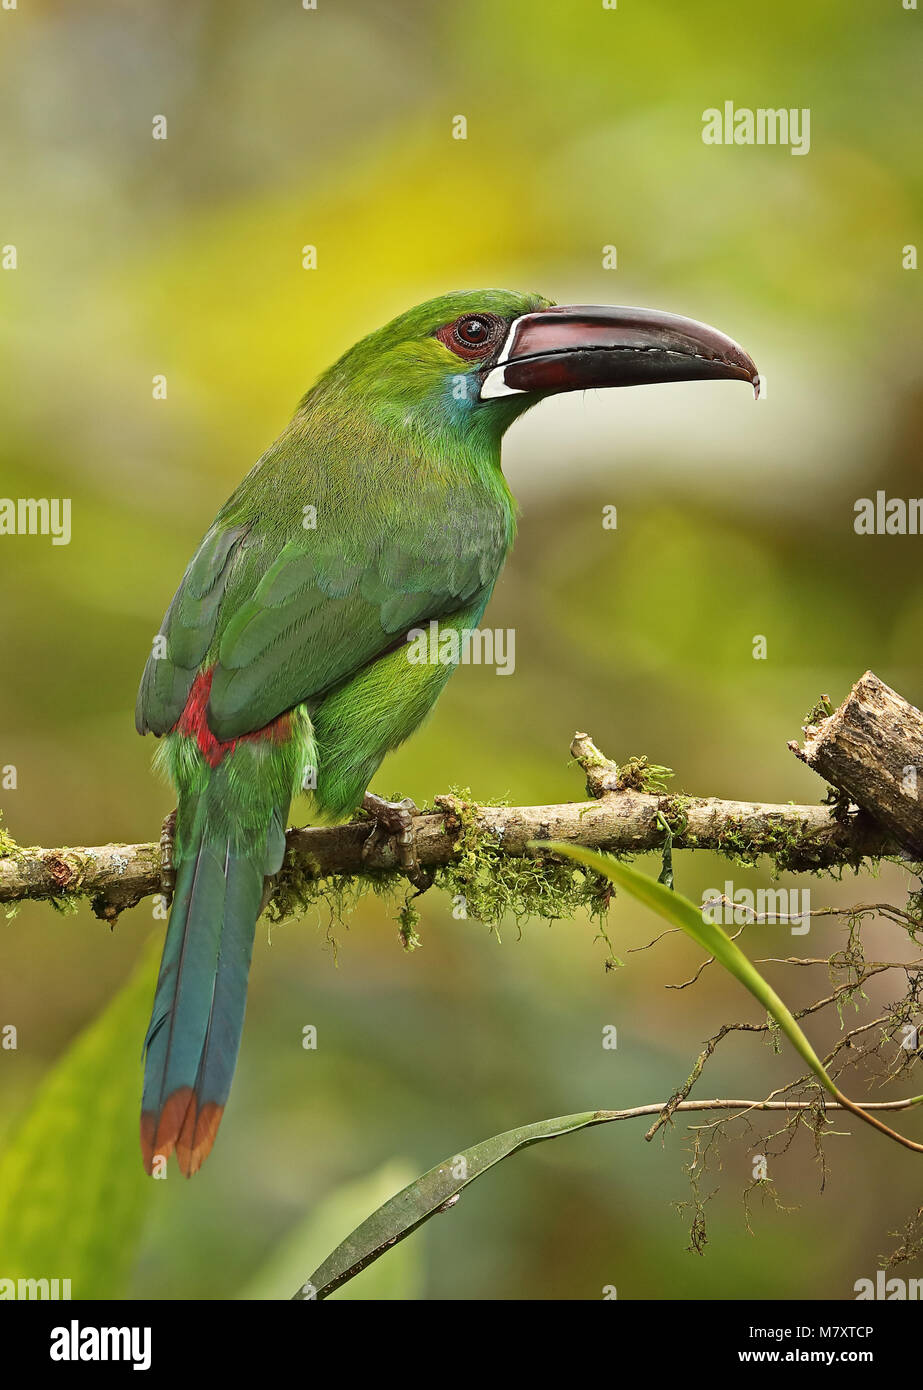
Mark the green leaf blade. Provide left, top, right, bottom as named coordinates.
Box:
left=0, top=942, right=158, bottom=1299
left=294, top=1110, right=607, bottom=1300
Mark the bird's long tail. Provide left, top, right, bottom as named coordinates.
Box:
left=141, top=683, right=312, bottom=1176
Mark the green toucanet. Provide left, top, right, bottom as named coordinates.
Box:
left=136, top=288, right=758, bottom=1175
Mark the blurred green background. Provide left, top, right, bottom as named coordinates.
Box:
left=1, top=0, right=922, bottom=1299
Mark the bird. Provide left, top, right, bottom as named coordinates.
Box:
left=136, top=288, right=758, bottom=1175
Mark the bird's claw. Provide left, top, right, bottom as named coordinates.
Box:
left=361, top=793, right=433, bottom=893
left=159, top=809, right=177, bottom=905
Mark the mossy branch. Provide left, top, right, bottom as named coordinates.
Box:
left=0, top=680, right=906, bottom=926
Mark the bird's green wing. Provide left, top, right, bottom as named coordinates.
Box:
left=136, top=494, right=509, bottom=741
left=136, top=522, right=251, bottom=735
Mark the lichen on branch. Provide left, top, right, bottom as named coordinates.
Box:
left=0, top=711, right=903, bottom=929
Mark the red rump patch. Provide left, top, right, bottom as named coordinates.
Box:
left=174, top=667, right=292, bottom=767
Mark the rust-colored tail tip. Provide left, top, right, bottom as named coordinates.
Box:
left=141, top=1089, right=225, bottom=1177
left=176, top=1097, right=224, bottom=1177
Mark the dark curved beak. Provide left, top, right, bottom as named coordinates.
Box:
left=479, top=304, right=760, bottom=401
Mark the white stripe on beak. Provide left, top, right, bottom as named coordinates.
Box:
left=478, top=315, right=528, bottom=399
left=479, top=366, right=526, bottom=399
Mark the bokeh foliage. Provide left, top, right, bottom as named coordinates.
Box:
left=0, top=0, right=921, bottom=1298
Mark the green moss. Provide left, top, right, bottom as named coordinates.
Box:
left=432, top=790, right=612, bottom=937
left=0, top=817, right=84, bottom=917
left=804, top=695, right=834, bottom=725
left=0, top=811, right=21, bottom=917
left=0, top=811, right=21, bottom=859
left=658, top=794, right=696, bottom=844
left=266, top=846, right=407, bottom=947
left=904, top=887, right=923, bottom=938
left=885, top=1204, right=923, bottom=1270
left=47, top=894, right=81, bottom=917
left=613, top=756, right=674, bottom=795
left=715, top=812, right=872, bottom=877
left=397, top=895, right=423, bottom=951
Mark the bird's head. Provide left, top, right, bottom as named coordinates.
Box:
left=307, top=288, right=759, bottom=444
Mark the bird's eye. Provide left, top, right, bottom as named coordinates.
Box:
left=435, top=313, right=505, bottom=361
left=457, top=317, right=489, bottom=345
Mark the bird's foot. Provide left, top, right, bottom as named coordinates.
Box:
left=361, top=793, right=433, bottom=893
left=159, top=809, right=177, bottom=905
